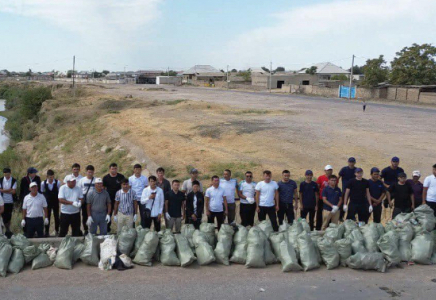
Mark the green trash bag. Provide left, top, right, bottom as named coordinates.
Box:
left=298, top=218, right=311, bottom=233
left=346, top=252, right=387, bottom=272
left=131, top=226, right=149, bottom=257
left=414, top=204, right=436, bottom=232
left=297, top=232, right=320, bottom=271
left=214, top=224, right=234, bottom=265
left=230, top=225, right=248, bottom=264
left=118, top=226, right=137, bottom=256
left=38, top=243, right=51, bottom=253
left=160, top=230, right=180, bottom=266
left=32, top=253, right=53, bottom=270
left=0, top=235, right=10, bottom=244
left=375, top=223, right=385, bottom=237
left=193, top=230, right=215, bottom=266
left=278, top=222, right=290, bottom=232
left=279, top=239, right=302, bottom=272
left=396, top=222, right=414, bottom=261
left=334, top=239, right=352, bottom=267
left=7, top=248, right=24, bottom=274
left=174, top=234, right=196, bottom=267
left=394, top=212, right=415, bottom=223
left=259, top=229, right=277, bottom=265
left=0, top=241, right=12, bottom=277
left=377, top=231, right=401, bottom=267
left=411, top=231, right=434, bottom=265
left=318, top=238, right=340, bottom=270
left=72, top=243, right=85, bottom=263
left=133, top=231, right=159, bottom=266
left=360, top=223, right=380, bottom=253
left=200, top=223, right=216, bottom=248
left=10, top=234, right=31, bottom=250
left=310, top=232, right=324, bottom=264
left=80, top=234, right=100, bottom=266
left=343, top=220, right=358, bottom=238
left=245, top=227, right=266, bottom=268
left=324, top=223, right=345, bottom=241
left=258, top=220, right=274, bottom=237
left=23, top=245, right=41, bottom=264
left=349, top=229, right=367, bottom=254
left=54, top=236, right=76, bottom=270
left=269, top=232, right=286, bottom=262
left=181, top=224, right=196, bottom=250
left=287, top=222, right=303, bottom=259
left=384, top=221, right=397, bottom=232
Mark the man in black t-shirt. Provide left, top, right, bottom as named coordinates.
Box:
left=165, top=180, right=185, bottom=233
left=344, top=168, right=372, bottom=223
left=103, top=163, right=125, bottom=232
left=381, top=156, right=404, bottom=221
left=299, top=170, right=319, bottom=231
left=388, top=172, right=414, bottom=219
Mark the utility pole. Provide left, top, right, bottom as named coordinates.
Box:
left=227, top=65, right=229, bottom=90
left=269, top=61, right=272, bottom=93
left=72, top=55, right=75, bottom=87
left=348, top=54, right=354, bottom=100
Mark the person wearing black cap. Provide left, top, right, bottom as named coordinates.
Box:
left=381, top=157, right=404, bottom=220
left=338, top=157, right=357, bottom=221
left=299, top=170, right=319, bottom=231
left=182, top=168, right=203, bottom=194
left=0, top=167, right=18, bottom=236
left=368, top=167, right=387, bottom=223
left=387, top=172, right=414, bottom=219
left=343, top=168, right=372, bottom=223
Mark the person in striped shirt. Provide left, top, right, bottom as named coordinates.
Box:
left=114, top=178, right=138, bottom=232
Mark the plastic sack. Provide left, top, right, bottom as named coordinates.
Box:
left=0, top=235, right=9, bottom=244
left=349, top=229, right=367, bottom=254
left=258, top=220, right=274, bottom=237
left=377, top=231, right=401, bottom=267
left=131, top=226, right=150, bottom=257
left=80, top=233, right=100, bottom=266
left=133, top=231, right=159, bottom=266
left=384, top=221, right=397, bottom=232
left=72, top=243, right=85, bottom=262
left=360, top=223, right=380, bottom=253
left=269, top=232, right=286, bottom=262
left=54, top=236, right=76, bottom=270
left=118, top=226, right=137, bottom=256
left=230, top=225, right=248, bottom=264
left=396, top=223, right=414, bottom=261
left=375, top=223, right=385, bottom=237
left=193, top=230, right=215, bottom=266
left=200, top=223, right=216, bottom=248
left=324, top=223, right=344, bottom=241
left=411, top=232, right=434, bottom=265
left=310, top=232, right=323, bottom=265
left=259, top=229, right=277, bottom=265
left=98, top=236, right=117, bottom=270
left=214, top=224, right=234, bottom=265
left=32, top=253, right=53, bottom=270
left=318, top=238, right=340, bottom=270
left=245, top=227, right=266, bottom=268
left=346, top=252, right=387, bottom=272
left=181, top=224, right=196, bottom=249
left=343, top=220, right=358, bottom=237
left=298, top=218, right=311, bottom=233
left=10, top=234, right=31, bottom=250
left=23, top=245, right=41, bottom=264
left=297, top=232, right=320, bottom=271
left=279, top=239, right=302, bottom=272
left=174, top=234, right=196, bottom=267
left=160, top=230, right=180, bottom=266
left=38, top=243, right=51, bottom=253
left=47, top=246, right=58, bottom=262
left=394, top=212, right=415, bottom=223
left=414, top=204, right=436, bottom=232
left=278, top=222, right=290, bottom=232
left=7, top=248, right=25, bottom=274
left=334, top=239, right=352, bottom=267
left=287, top=222, right=303, bottom=258
left=0, top=241, right=12, bottom=277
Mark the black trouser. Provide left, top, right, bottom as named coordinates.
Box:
left=240, top=203, right=256, bottom=227
left=82, top=199, right=89, bottom=234
left=392, top=207, right=412, bottom=219
left=2, top=203, right=13, bottom=226
left=45, top=199, right=60, bottom=235
left=346, top=202, right=369, bottom=223
left=107, top=199, right=115, bottom=233
left=315, top=198, right=324, bottom=230
left=143, top=216, right=161, bottom=232
left=187, top=217, right=202, bottom=229
left=207, top=211, right=224, bottom=230
left=59, top=212, right=82, bottom=237
left=301, top=207, right=316, bottom=231
left=427, top=201, right=436, bottom=217
left=258, top=206, right=278, bottom=232
left=25, top=217, right=44, bottom=238
left=277, top=202, right=295, bottom=225
left=372, top=204, right=382, bottom=223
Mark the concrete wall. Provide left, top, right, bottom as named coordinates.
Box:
left=419, top=92, right=436, bottom=104
left=54, top=78, right=136, bottom=84
left=252, top=74, right=318, bottom=88
left=387, top=87, right=397, bottom=100
left=156, top=76, right=182, bottom=85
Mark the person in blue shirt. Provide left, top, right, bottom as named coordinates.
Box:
left=338, top=157, right=357, bottom=221
left=321, top=175, right=342, bottom=230
left=368, top=167, right=387, bottom=223
left=299, top=170, right=319, bottom=231
left=277, top=170, right=298, bottom=225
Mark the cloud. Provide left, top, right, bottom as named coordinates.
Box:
left=214, top=0, right=436, bottom=70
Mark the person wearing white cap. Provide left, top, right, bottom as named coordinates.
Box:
left=86, top=178, right=111, bottom=235
left=58, top=175, right=83, bottom=237
left=423, top=164, right=436, bottom=216
left=315, top=165, right=334, bottom=230
left=21, top=182, right=49, bottom=238
left=406, top=170, right=424, bottom=208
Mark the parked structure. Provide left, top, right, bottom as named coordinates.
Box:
left=252, top=72, right=318, bottom=89
left=136, top=70, right=162, bottom=84
left=298, top=62, right=350, bottom=80
left=182, top=65, right=225, bottom=85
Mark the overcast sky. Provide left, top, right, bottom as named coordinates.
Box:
left=0, top=0, right=435, bottom=72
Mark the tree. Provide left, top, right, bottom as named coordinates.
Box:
left=305, top=66, right=317, bottom=75
left=231, top=68, right=237, bottom=72
left=275, top=66, right=285, bottom=72
left=331, top=74, right=348, bottom=81
left=67, top=70, right=74, bottom=78
left=261, top=66, right=270, bottom=73
left=102, top=70, right=110, bottom=75
left=25, top=68, right=32, bottom=77
left=349, top=65, right=363, bottom=75
left=160, top=70, right=178, bottom=76
left=390, top=43, right=436, bottom=85
left=236, top=69, right=251, bottom=81
left=362, top=55, right=389, bottom=87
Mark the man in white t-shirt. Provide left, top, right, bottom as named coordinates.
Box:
left=63, top=163, right=84, bottom=184
left=58, top=175, right=84, bottom=237
left=77, top=165, right=96, bottom=235
left=205, top=175, right=228, bottom=230
left=423, top=163, right=436, bottom=217
left=238, top=171, right=257, bottom=227
left=21, top=182, right=48, bottom=238
left=129, top=164, right=148, bottom=224
left=255, top=170, right=279, bottom=231
left=220, top=169, right=238, bottom=224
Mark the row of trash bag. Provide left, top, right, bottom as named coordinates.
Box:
left=1, top=204, right=435, bottom=277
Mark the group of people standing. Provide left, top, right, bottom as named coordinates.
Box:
left=0, top=157, right=436, bottom=238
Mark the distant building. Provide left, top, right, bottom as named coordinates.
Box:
left=298, top=62, right=350, bottom=80
left=136, top=70, right=162, bottom=84
left=252, top=71, right=319, bottom=89
left=182, top=65, right=225, bottom=84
